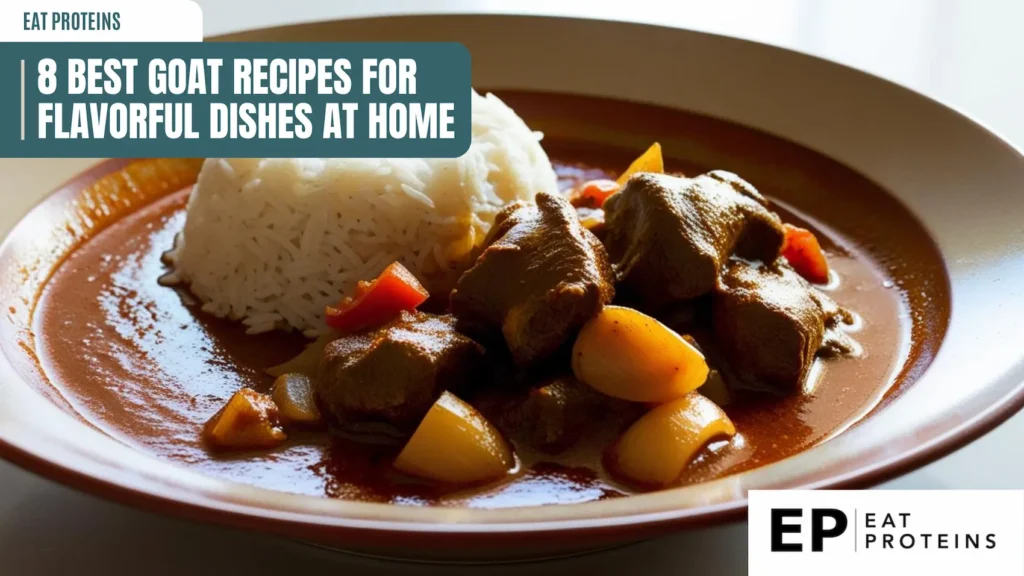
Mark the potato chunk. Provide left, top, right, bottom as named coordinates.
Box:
left=203, top=388, right=287, bottom=450
left=394, top=391, right=514, bottom=484
left=572, top=305, right=709, bottom=402
left=608, top=393, right=735, bottom=487
left=266, top=331, right=336, bottom=378
left=271, top=373, right=321, bottom=425
left=617, top=142, right=664, bottom=186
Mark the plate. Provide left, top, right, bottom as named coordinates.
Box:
left=1, top=14, right=1023, bottom=561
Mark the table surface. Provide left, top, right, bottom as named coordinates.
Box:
left=2, top=1, right=1023, bottom=573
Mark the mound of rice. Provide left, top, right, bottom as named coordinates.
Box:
left=165, top=91, right=558, bottom=335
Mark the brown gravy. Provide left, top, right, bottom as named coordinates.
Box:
left=31, top=92, right=950, bottom=507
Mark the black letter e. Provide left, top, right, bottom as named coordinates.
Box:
left=771, top=508, right=803, bottom=552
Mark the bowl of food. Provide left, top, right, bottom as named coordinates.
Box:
left=2, top=14, right=1023, bottom=561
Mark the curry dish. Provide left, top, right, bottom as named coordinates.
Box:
left=31, top=92, right=949, bottom=507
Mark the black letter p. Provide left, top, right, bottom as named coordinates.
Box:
left=811, top=509, right=848, bottom=552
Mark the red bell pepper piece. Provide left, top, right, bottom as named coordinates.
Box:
left=324, top=262, right=429, bottom=332
left=568, top=179, right=620, bottom=209
left=781, top=224, right=830, bottom=284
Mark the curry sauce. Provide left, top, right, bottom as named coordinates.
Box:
left=31, top=92, right=949, bottom=507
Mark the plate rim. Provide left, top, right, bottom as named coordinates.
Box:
left=1, top=12, right=1023, bottom=549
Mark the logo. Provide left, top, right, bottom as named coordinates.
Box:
left=770, top=508, right=848, bottom=552
left=749, top=490, right=1023, bottom=576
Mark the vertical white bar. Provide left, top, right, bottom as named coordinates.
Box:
left=20, top=59, right=25, bottom=141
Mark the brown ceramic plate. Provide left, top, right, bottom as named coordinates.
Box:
left=2, top=15, right=1024, bottom=561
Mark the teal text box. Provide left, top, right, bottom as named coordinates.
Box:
left=0, top=42, right=472, bottom=158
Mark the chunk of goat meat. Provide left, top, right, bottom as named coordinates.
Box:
left=712, top=260, right=856, bottom=394
left=603, top=171, right=785, bottom=310
left=451, top=192, right=615, bottom=365
left=316, top=311, right=485, bottom=430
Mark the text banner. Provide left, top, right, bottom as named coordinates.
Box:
left=0, top=42, right=472, bottom=158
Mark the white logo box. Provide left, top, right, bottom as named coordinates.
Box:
left=749, top=490, right=1024, bottom=576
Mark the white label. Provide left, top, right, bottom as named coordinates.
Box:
left=749, top=490, right=1024, bottom=576
left=1, top=0, right=202, bottom=42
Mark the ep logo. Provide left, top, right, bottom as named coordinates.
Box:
left=750, top=490, right=1024, bottom=576
left=771, top=508, right=848, bottom=552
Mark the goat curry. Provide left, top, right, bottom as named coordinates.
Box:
left=32, top=92, right=948, bottom=507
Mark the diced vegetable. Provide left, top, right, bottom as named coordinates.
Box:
left=698, top=369, right=731, bottom=407
left=576, top=207, right=605, bottom=232
left=781, top=223, right=829, bottom=284
left=608, top=392, right=735, bottom=487
left=572, top=306, right=709, bottom=403
left=266, top=331, right=338, bottom=378
left=616, top=142, right=664, bottom=186
left=203, top=388, right=287, bottom=450
left=325, top=261, right=429, bottom=332
left=394, top=391, right=514, bottom=484
left=271, top=373, right=321, bottom=425
left=442, top=225, right=478, bottom=263
left=569, top=179, right=620, bottom=209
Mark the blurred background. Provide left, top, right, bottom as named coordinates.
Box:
left=199, top=0, right=1024, bottom=141
left=3, top=1, right=1022, bottom=573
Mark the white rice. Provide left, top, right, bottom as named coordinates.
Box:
left=165, top=91, right=558, bottom=336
